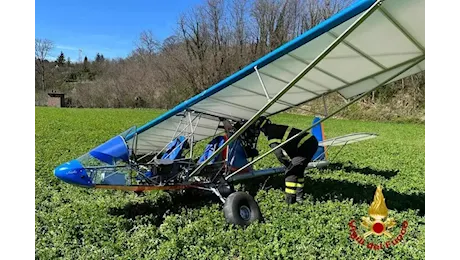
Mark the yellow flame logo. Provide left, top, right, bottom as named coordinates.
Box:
left=361, top=186, right=396, bottom=238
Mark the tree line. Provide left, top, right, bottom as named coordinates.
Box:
left=35, top=0, right=424, bottom=120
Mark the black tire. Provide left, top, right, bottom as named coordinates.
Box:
left=223, top=191, right=263, bottom=226
left=218, top=183, right=235, bottom=198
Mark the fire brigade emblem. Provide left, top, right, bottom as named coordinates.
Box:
left=360, top=186, right=396, bottom=238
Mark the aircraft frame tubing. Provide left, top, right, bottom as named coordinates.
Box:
left=226, top=55, right=424, bottom=180
left=134, top=111, right=202, bottom=162
left=188, top=0, right=384, bottom=178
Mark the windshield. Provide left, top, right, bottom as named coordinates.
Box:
left=86, top=135, right=130, bottom=165
left=119, top=126, right=136, bottom=139
left=76, top=134, right=133, bottom=185
left=76, top=153, right=132, bottom=185
left=76, top=153, right=126, bottom=168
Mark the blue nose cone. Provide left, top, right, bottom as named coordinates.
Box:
left=54, top=160, right=93, bottom=187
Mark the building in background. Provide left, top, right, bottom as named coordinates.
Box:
left=47, top=92, right=65, bottom=107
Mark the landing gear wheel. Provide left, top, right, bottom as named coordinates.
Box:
left=218, top=183, right=235, bottom=198
left=223, top=191, right=263, bottom=226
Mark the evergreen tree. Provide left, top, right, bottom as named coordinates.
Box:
left=95, top=53, right=105, bottom=62
left=83, top=56, right=90, bottom=72
left=56, top=51, right=66, bottom=66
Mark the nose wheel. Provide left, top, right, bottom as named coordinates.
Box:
left=202, top=183, right=263, bottom=226
left=238, top=205, right=251, bottom=221
left=222, top=191, right=263, bottom=226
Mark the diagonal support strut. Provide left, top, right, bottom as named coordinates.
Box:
left=225, top=55, right=424, bottom=180
left=187, top=0, right=384, bottom=178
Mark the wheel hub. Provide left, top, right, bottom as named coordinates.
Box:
left=239, top=205, right=251, bottom=221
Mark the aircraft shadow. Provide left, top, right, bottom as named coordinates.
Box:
left=319, top=162, right=399, bottom=179
left=108, top=190, right=222, bottom=227
left=240, top=174, right=425, bottom=216
left=108, top=168, right=423, bottom=228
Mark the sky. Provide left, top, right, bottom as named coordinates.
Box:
left=35, top=0, right=204, bottom=61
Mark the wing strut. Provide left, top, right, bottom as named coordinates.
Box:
left=225, top=55, right=424, bottom=180
left=188, top=0, right=383, bottom=178
left=254, top=66, right=271, bottom=101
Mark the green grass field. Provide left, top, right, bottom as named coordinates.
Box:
left=35, top=107, right=425, bottom=259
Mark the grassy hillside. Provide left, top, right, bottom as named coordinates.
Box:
left=35, top=107, right=425, bottom=259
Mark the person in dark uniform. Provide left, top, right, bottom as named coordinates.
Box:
left=255, top=116, right=319, bottom=204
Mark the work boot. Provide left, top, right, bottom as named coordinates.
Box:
left=296, top=193, right=304, bottom=204
left=296, top=177, right=305, bottom=203
left=285, top=174, right=298, bottom=205
left=286, top=194, right=296, bottom=204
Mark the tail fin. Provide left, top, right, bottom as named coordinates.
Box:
left=311, top=116, right=327, bottom=161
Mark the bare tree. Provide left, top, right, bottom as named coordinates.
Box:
left=230, top=0, right=249, bottom=63
left=134, top=30, right=161, bottom=56
left=319, top=0, right=352, bottom=20
left=301, top=0, right=321, bottom=31
left=270, top=0, right=290, bottom=49
left=251, top=0, right=271, bottom=56
left=35, top=38, right=54, bottom=91
left=51, top=0, right=424, bottom=120
left=179, top=6, right=211, bottom=90
left=288, top=0, right=304, bottom=37
left=206, top=0, right=231, bottom=80
left=250, top=0, right=290, bottom=55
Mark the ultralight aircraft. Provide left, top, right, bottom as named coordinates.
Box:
left=54, top=0, right=425, bottom=226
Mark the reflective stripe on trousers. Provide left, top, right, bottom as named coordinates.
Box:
left=285, top=178, right=304, bottom=194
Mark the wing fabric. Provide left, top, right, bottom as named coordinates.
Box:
left=127, top=0, right=424, bottom=155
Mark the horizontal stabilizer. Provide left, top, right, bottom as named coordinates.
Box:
left=319, top=133, right=377, bottom=147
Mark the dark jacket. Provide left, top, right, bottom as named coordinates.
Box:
left=262, top=123, right=313, bottom=163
